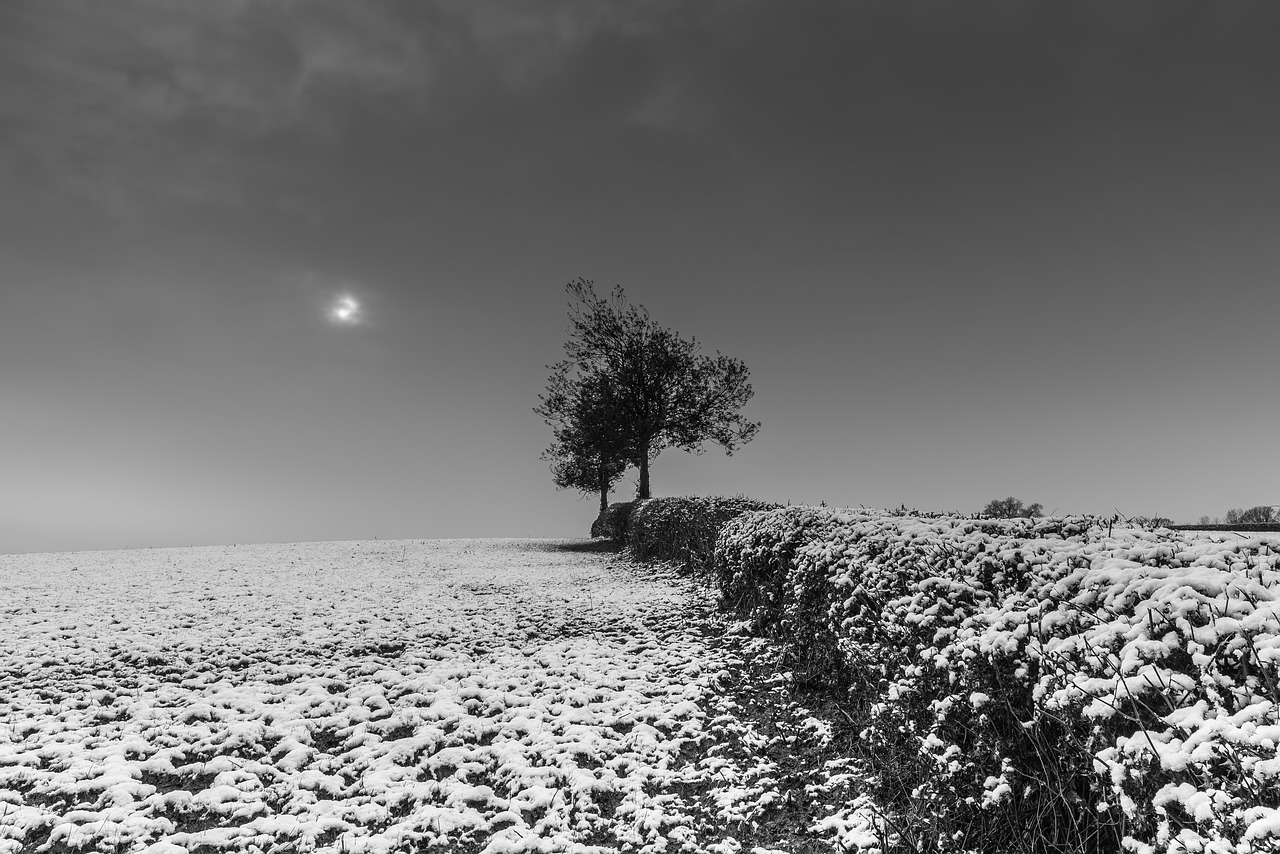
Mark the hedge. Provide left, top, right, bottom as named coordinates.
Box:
left=624, top=495, right=780, bottom=572
left=590, top=501, right=636, bottom=542
left=712, top=508, right=1280, bottom=854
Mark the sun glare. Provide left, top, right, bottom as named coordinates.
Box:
left=328, top=294, right=362, bottom=325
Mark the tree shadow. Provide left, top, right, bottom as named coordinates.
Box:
left=545, top=539, right=625, bottom=554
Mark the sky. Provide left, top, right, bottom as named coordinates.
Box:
left=2, top=0, right=1278, bottom=554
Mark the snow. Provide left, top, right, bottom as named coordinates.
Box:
left=718, top=507, right=1280, bottom=854
left=0, top=539, right=852, bottom=853
left=16, top=518, right=1276, bottom=853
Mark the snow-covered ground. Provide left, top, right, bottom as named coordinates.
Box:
left=1175, top=528, right=1280, bottom=545
left=0, top=539, right=856, bottom=854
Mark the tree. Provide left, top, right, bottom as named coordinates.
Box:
left=536, top=369, right=630, bottom=514
left=1225, top=505, right=1277, bottom=525
left=981, top=497, right=1043, bottom=518
left=540, top=279, right=759, bottom=500
left=1245, top=506, right=1276, bottom=524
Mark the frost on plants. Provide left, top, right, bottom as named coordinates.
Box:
left=628, top=497, right=779, bottom=572
left=715, top=511, right=1280, bottom=854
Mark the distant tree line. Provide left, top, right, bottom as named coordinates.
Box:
left=1198, top=506, right=1278, bottom=526
left=981, top=497, right=1043, bottom=518
left=980, top=497, right=1180, bottom=528
left=536, top=279, right=759, bottom=512
left=1126, top=515, right=1175, bottom=528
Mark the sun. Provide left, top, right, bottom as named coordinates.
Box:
left=328, top=294, right=362, bottom=325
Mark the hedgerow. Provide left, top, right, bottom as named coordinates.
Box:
left=590, top=501, right=636, bottom=541
left=625, top=496, right=780, bottom=572
left=712, top=508, right=1280, bottom=854
left=715, top=504, right=848, bottom=634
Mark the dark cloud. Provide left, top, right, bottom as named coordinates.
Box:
left=5, top=0, right=1276, bottom=288
left=0, top=0, right=698, bottom=225
left=6, top=0, right=1278, bottom=204
left=0, top=1, right=420, bottom=217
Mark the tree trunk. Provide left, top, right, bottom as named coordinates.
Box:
left=637, top=454, right=650, bottom=499
left=597, top=464, right=609, bottom=515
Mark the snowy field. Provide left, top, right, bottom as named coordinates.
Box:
left=0, top=539, right=855, bottom=854
left=1176, top=528, right=1280, bottom=544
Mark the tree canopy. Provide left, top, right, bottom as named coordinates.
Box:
left=536, top=372, right=630, bottom=513
left=537, top=279, right=759, bottom=502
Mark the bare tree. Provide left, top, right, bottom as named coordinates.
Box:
left=1225, top=506, right=1277, bottom=525
left=981, top=497, right=1044, bottom=518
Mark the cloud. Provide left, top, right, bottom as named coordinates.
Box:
left=437, top=0, right=671, bottom=89
left=4, top=1, right=436, bottom=130
left=0, top=0, right=693, bottom=221
left=0, top=0, right=438, bottom=218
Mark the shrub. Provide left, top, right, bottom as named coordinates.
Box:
left=590, top=501, right=635, bottom=541
left=941, top=532, right=1280, bottom=853
left=713, top=509, right=1280, bottom=853
left=626, top=495, right=778, bottom=572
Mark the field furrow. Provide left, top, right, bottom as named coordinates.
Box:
left=0, top=539, right=848, bottom=854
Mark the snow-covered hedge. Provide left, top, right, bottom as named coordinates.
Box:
left=716, top=504, right=849, bottom=634
left=591, top=500, right=636, bottom=541
left=714, top=509, right=1280, bottom=854
left=626, top=496, right=779, bottom=571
